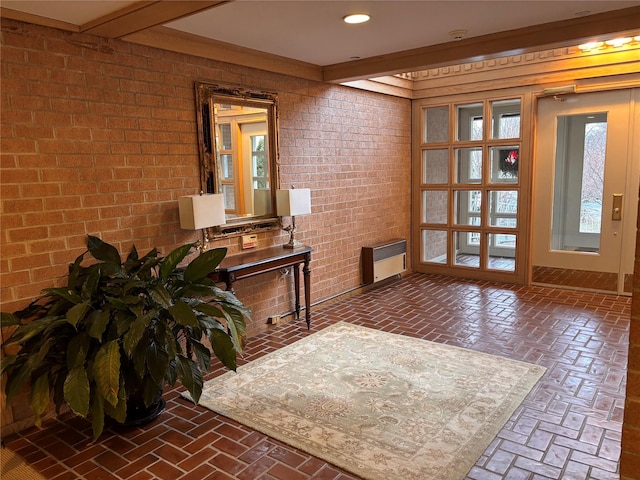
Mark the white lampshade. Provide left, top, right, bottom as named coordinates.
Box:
left=178, top=194, right=226, bottom=230
left=276, top=188, right=311, bottom=217
left=253, top=188, right=272, bottom=216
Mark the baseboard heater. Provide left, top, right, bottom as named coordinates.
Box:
left=362, top=238, right=407, bottom=284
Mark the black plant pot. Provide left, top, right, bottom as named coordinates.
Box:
left=122, top=390, right=166, bottom=427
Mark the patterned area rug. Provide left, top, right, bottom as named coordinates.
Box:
left=1, top=447, right=45, bottom=480
left=192, top=322, right=546, bottom=480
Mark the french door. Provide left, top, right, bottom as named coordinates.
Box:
left=532, top=89, right=639, bottom=294
left=413, top=96, right=530, bottom=283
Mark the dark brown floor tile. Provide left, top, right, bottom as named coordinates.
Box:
left=147, top=459, right=184, bottom=480
left=115, top=453, right=158, bottom=478
left=177, top=447, right=217, bottom=471
left=211, top=452, right=247, bottom=476
left=268, top=446, right=306, bottom=467
left=268, top=462, right=309, bottom=480
left=94, top=450, right=129, bottom=471
left=178, top=464, right=217, bottom=480
left=235, top=456, right=277, bottom=480
left=2, top=274, right=630, bottom=479
left=183, top=431, right=222, bottom=455
left=212, top=437, right=248, bottom=457
left=237, top=440, right=274, bottom=464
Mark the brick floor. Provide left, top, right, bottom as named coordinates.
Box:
left=2, top=273, right=631, bottom=479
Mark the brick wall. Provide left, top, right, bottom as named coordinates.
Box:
left=0, top=19, right=411, bottom=431
left=621, top=194, right=640, bottom=480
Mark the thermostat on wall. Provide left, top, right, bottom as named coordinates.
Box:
left=242, top=234, right=257, bottom=249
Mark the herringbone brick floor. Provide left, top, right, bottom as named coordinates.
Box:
left=2, top=273, right=631, bottom=479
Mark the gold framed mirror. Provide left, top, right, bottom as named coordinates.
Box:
left=195, top=81, right=280, bottom=236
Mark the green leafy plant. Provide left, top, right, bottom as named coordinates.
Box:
left=1, top=235, right=249, bottom=440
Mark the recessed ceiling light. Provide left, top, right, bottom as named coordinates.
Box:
left=343, top=13, right=370, bottom=24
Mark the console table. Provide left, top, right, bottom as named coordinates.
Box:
left=210, top=245, right=312, bottom=328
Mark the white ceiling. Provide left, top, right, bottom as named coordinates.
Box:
left=1, top=1, right=139, bottom=25
left=2, top=0, right=639, bottom=73
left=165, top=0, right=640, bottom=66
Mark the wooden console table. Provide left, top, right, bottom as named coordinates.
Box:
left=210, top=245, right=312, bottom=328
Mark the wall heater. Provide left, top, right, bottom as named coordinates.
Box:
left=362, top=239, right=407, bottom=284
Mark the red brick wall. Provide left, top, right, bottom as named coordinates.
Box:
left=0, top=19, right=411, bottom=431
left=621, top=193, right=640, bottom=480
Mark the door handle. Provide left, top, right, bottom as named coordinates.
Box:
left=612, top=194, right=623, bottom=221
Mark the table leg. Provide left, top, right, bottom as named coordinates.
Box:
left=303, top=255, right=311, bottom=329
left=225, top=273, right=235, bottom=293
left=293, top=264, right=301, bottom=320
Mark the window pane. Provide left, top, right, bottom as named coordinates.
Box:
left=551, top=113, right=606, bottom=252
left=457, top=103, right=483, bottom=141
left=222, top=185, right=235, bottom=210
left=454, top=190, right=481, bottom=225
left=487, top=233, right=516, bottom=271
left=422, top=190, right=448, bottom=224
left=455, top=147, right=482, bottom=184
left=454, top=231, right=480, bottom=267
left=489, top=190, right=518, bottom=228
left=422, top=149, right=448, bottom=184
left=251, top=134, right=268, bottom=188
left=423, top=106, right=449, bottom=143
left=421, top=229, right=447, bottom=264
left=491, top=99, right=521, bottom=139
left=221, top=154, right=233, bottom=180
left=580, top=121, right=606, bottom=233
left=490, top=146, right=519, bottom=183
left=219, top=123, right=232, bottom=150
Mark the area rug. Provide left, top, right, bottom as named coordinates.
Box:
left=190, top=322, right=546, bottom=480
left=1, top=447, right=45, bottom=480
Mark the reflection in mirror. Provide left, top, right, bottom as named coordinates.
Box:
left=195, top=82, right=280, bottom=236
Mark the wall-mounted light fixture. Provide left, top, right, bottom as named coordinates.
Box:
left=276, top=188, right=311, bottom=249
left=605, top=37, right=632, bottom=47
left=577, top=41, right=603, bottom=52
left=578, top=35, right=639, bottom=52
left=178, top=193, right=226, bottom=252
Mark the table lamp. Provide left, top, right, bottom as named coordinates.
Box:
left=276, top=187, right=311, bottom=249
left=178, top=193, right=226, bottom=252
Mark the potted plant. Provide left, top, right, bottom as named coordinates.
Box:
left=1, top=235, right=249, bottom=440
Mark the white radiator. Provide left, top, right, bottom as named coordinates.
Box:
left=362, top=239, right=407, bottom=284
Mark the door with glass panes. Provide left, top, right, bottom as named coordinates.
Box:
left=414, top=97, right=527, bottom=283
left=533, top=89, right=639, bottom=294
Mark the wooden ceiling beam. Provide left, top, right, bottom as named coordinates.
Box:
left=82, top=1, right=231, bottom=38
left=124, top=26, right=324, bottom=82
left=0, top=7, right=80, bottom=31
left=322, top=6, right=640, bottom=83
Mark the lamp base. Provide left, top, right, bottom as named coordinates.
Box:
left=283, top=239, right=304, bottom=249
left=282, top=216, right=304, bottom=249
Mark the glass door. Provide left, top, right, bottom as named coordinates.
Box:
left=533, top=89, right=639, bottom=294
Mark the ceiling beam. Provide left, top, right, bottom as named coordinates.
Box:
left=125, top=26, right=324, bottom=82
left=82, top=1, right=231, bottom=38
left=0, top=7, right=80, bottom=32
left=322, top=6, right=640, bottom=83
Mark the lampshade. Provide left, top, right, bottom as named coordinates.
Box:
left=253, top=188, right=272, bottom=216
left=178, top=194, right=226, bottom=230
left=276, top=188, right=311, bottom=217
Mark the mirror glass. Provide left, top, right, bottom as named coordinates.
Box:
left=195, top=82, right=280, bottom=235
